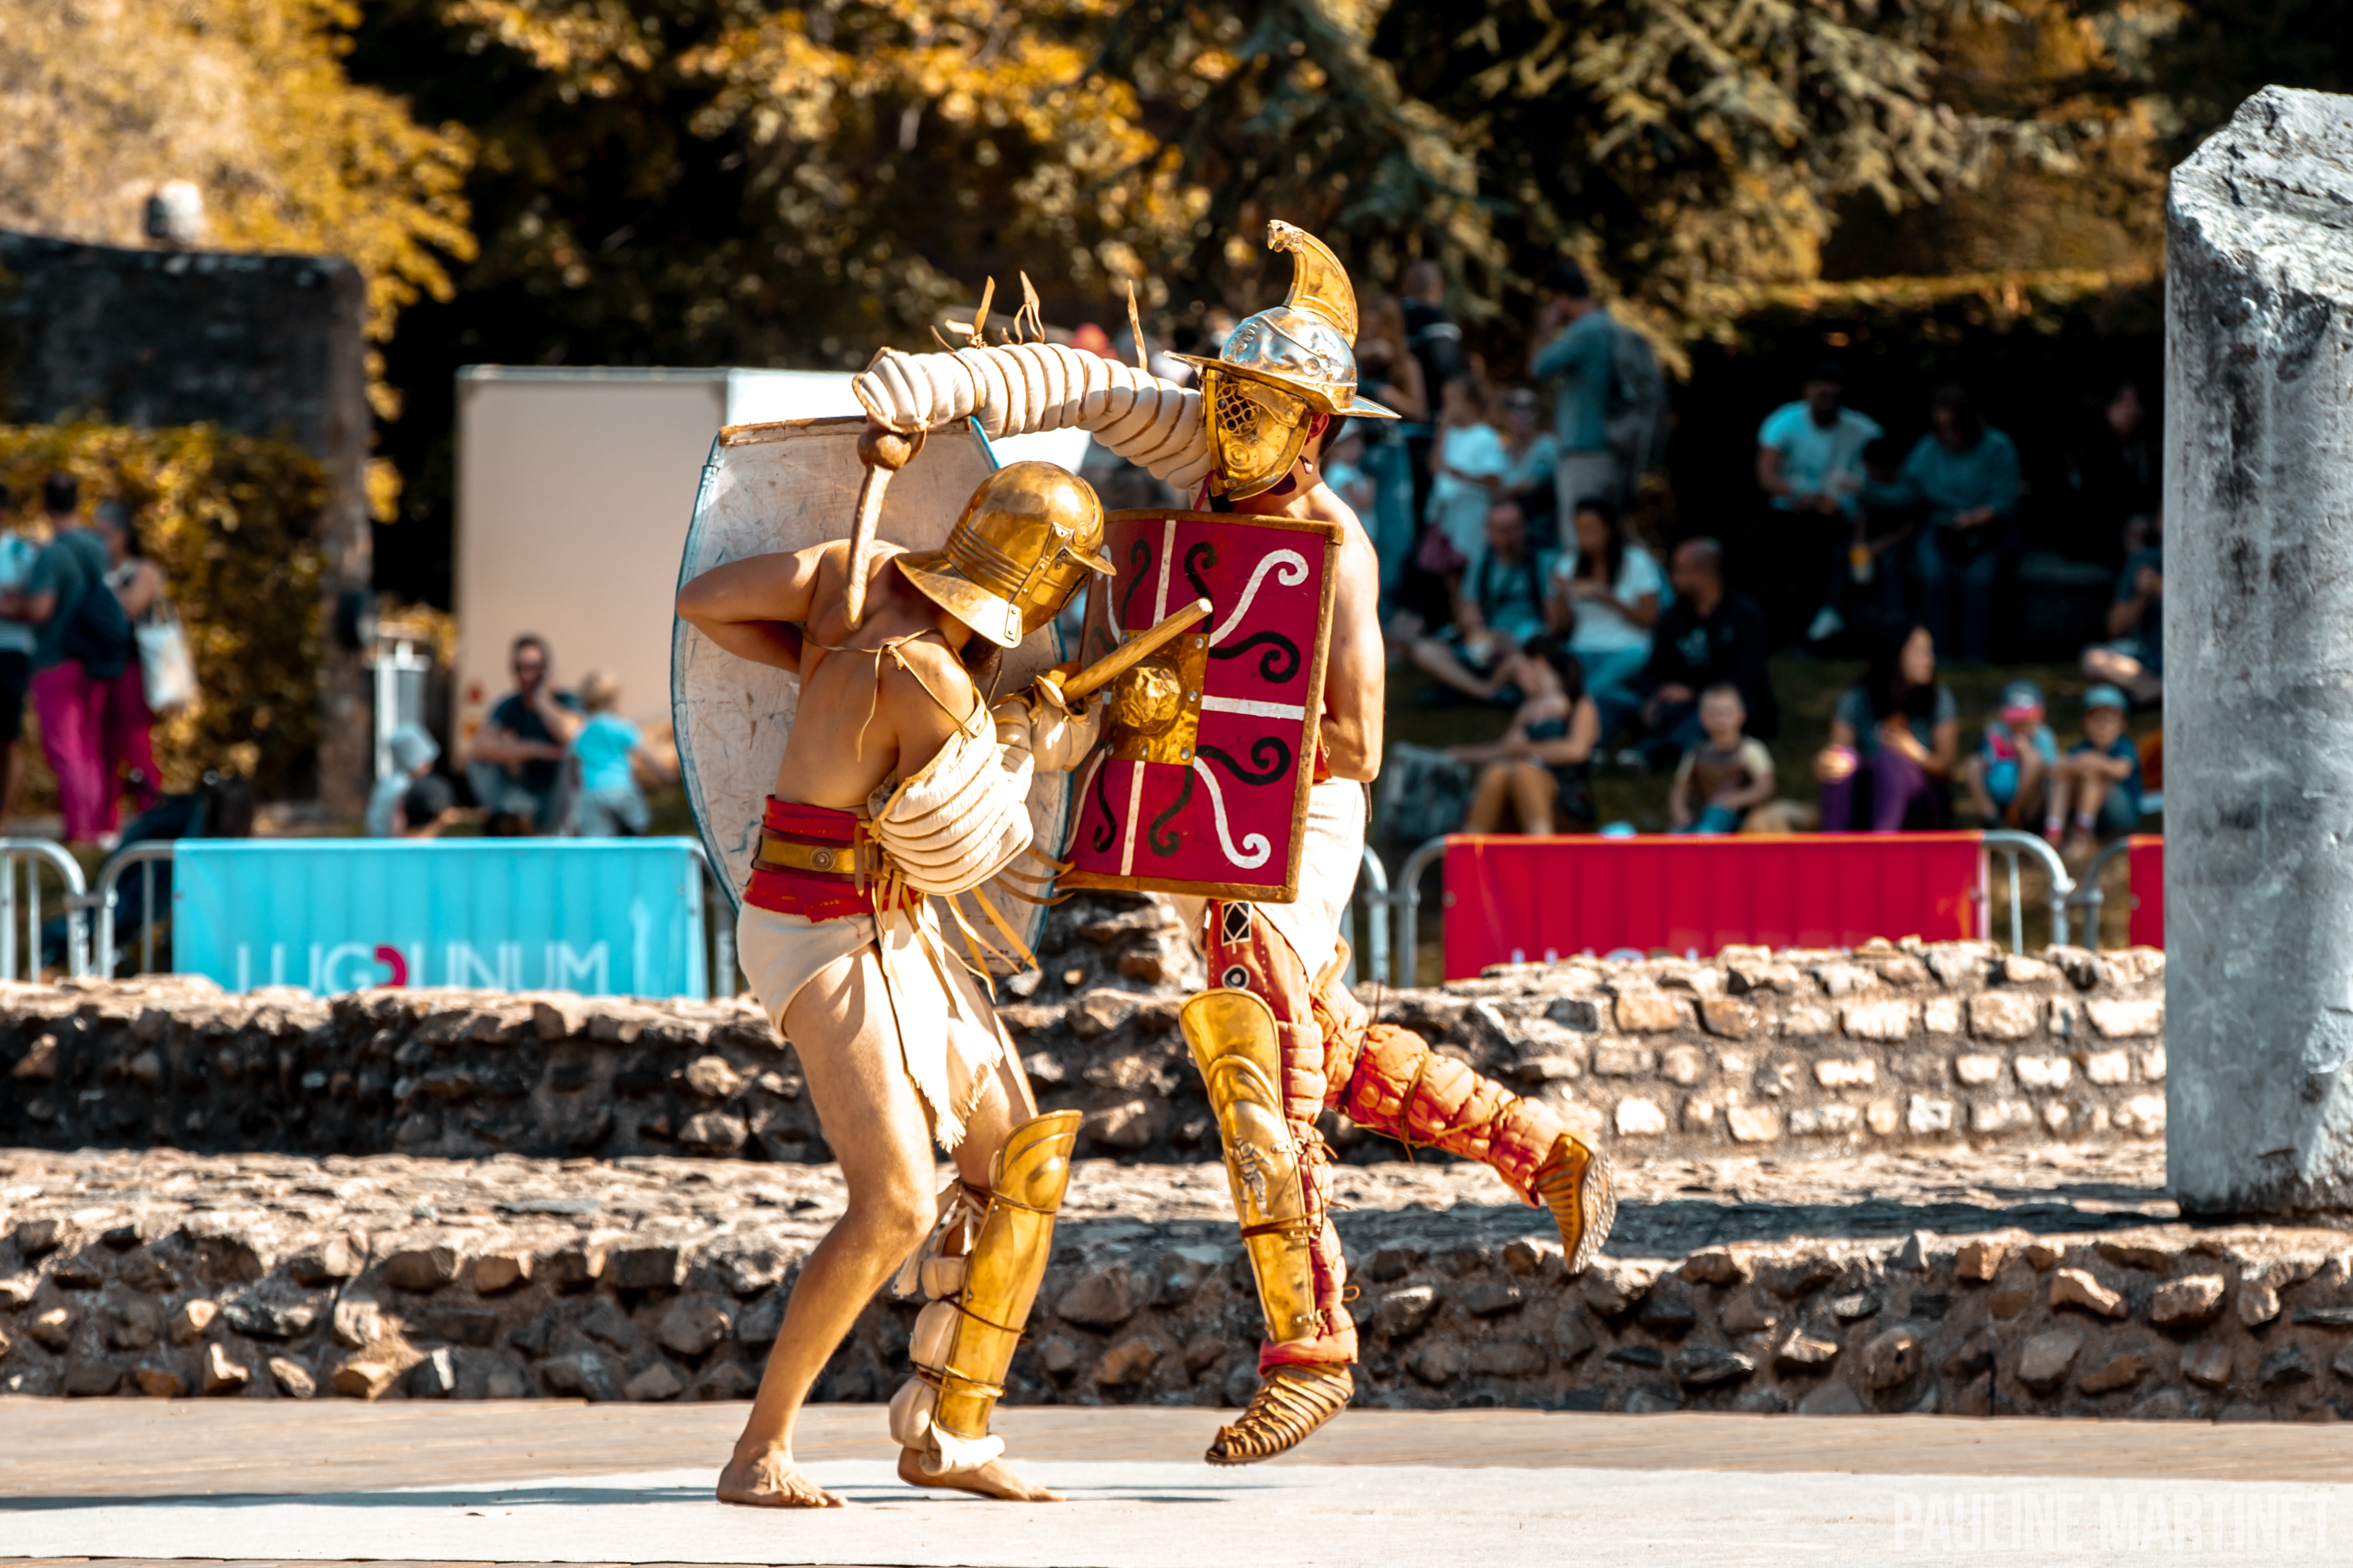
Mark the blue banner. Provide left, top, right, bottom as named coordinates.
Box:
left=171, top=839, right=709, bottom=999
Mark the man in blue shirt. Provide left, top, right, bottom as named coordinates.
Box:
left=1754, top=359, right=1882, bottom=646
left=1529, top=261, right=1621, bottom=522
left=466, top=633, right=583, bottom=833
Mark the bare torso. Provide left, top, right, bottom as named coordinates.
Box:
left=1230, top=471, right=1385, bottom=784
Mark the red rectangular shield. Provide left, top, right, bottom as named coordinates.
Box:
left=1063, top=508, right=1342, bottom=902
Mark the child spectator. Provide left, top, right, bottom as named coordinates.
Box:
left=1961, top=680, right=2057, bottom=827
left=1448, top=636, right=1600, bottom=834
left=1426, top=375, right=1509, bottom=564
left=2046, top=684, right=2143, bottom=856
left=1669, top=684, right=1775, bottom=834
left=1814, top=623, right=1958, bottom=832
left=364, top=722, right=458, bottom=838
left=565, top=669, right=668, bottom=836
left=1322, top=426, right=1376, bottom=521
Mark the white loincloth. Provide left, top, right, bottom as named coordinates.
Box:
left=1173, top=778, right=1367, bottom=973
left=736, top=901, right=1008, bottom=1154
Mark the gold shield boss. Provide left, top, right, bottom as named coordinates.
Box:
left=895, top=461, right=1113, bottom=648
left=1178, top=221, right=1400, bottom=500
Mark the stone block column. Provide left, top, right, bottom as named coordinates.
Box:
left=2168, top=86, right=2353, bottom=1214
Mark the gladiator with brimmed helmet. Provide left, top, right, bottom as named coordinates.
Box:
left=846, top=222, right=1616, bottom=1468
left=677, top=459, right=1112, bottom=1508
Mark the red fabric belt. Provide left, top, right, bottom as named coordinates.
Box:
left=742, top=798, right=914, bottom=922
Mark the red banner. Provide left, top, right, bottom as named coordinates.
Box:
left=2127, top=835, right=2164, bottom=949
left=1442, top=833, right=1989, bottom=979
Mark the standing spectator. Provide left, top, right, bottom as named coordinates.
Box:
left=1828, top=435, right=1924, bottom=639
left=1356, top=295, right=1428, bottom=612
left=1630, top=538, right=1777, bottom=769
left=1528, top=260, right=1621, bottom=518
left=468, top=633, right=582, bottom=834
left=1905, top=385, right=2021, bottom=666
left=2069, top=378, right=2157, bottom=565
left=4, top=474, right=128, bottom=845
left=1425, top=376, right=1508, bottom=563
left=1753, top=360, right=1882, bottom=645
left=1449, top=636, right=1600, bottom=835
left=1815, top=624, right=1959, bottom=832
left=2045, top=684, right=2144, bottom=856
left=1961, top=679, right=2058, bottom=828
left=1410, top=497, right=1555, bottom=702
left=95, top=502, right=163, bottom=822
left=1668, top=684, right=1776, bottom=834
left=565, top=669, right=668, bottom=836
left=0, top=484, right=37, bottom=825
left=1544, top=496, right=1663, bottom=740
left=1400, top=260, right=1466, bottom=527
left=365, top=723, right=458, bottom=838
left=1322, top=427, right=1376, bottom=521
left=2082, top=510, right=2162, bottom=705
left=1497, top=386, right=1560, bottom=546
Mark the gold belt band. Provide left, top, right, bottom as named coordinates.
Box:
left=755, top=834, right=873, bottom=877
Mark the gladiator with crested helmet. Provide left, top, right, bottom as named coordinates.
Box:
left=677, top=459, right=1111, bottom=1508
left=848, top=222, right=1615, bottom=1468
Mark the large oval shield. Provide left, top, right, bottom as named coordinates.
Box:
left=671, top=414, right=1070, bottom=959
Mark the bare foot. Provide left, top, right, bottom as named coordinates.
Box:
left=895, top=1446, right=1064, bottom=1501
left=717, top=1450, right=845, bottom=1508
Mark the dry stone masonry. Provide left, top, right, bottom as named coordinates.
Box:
left=3, top=1144, right=2349, bottom=1422
left=0, top=931, right=2167, bottom=1167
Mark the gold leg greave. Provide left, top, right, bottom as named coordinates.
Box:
left=1533, top=1133, right=1616, bottom=1275
left=1206, top=1363, right=1354, bottom=1465
left=888, top=1108, right=1083, bottom=1477
left=1179, top=988, right=1321, bottom=1345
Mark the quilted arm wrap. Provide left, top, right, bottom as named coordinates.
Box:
left=853, top=343, right=1212, bottom=491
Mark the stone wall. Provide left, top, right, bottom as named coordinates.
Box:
left=3, top=1147, right=2349, bottom=1423
left=0, top=934, right=2166, bottom=1165
left=0, top=228, right=373, bottom=812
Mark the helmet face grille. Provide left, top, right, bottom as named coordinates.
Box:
left=1204, top=369, right=1311, bottom=499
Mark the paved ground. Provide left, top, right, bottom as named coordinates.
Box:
left=4, top=1400, right=2348, bottom=1566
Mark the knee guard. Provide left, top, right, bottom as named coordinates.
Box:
left=1180, top=988, right=1322, bottom=1346
left=888, top=1108, right=1082, bottom=1477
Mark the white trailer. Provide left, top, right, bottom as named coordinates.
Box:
left=451, top=365, right=1089, bottom=749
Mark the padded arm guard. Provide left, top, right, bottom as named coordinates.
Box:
left=1180, top=989, right=1322, bottom=1345
left=888, top=1109, right=1084, bottom=1477
left=853, top=343, right=1213, bottom=492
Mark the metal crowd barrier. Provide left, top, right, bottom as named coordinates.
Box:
left=2063, top=836, right=2138, bottom=948
left=1352, top=829, right=2091, bottom=991
left=0, top=838, right=92, bottom=981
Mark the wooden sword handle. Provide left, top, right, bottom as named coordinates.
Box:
left=841, top=424, right=922, bottom=630
left=1047, top=597, right=1214, bottom=703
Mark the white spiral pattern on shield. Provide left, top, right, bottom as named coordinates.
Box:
left=1192, top=756, right=1272, bottom=868
left=1208, top=549, right=1309, bottom=646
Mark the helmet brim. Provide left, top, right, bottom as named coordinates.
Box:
left=1171, top=354, right=1401, bottom=420
left=894, top=551, right=1027, bottom=649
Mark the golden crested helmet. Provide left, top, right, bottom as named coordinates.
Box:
left=894, top=461, right=1112, bottom=649
left=1174, top=220, right=1401, bottom=499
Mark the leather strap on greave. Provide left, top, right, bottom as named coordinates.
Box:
left=1180, top=989, right=1322, bottom=1347
left=888, top=1109, right=1083, bottom=1477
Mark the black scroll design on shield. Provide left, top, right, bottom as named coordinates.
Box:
left=1207, top=629, right=1300, bottom=683
left=1119, top=534, right=1156, bottom=627
left=1089, top=757, right=1121, bottom=853
left=1147, top=767, right=1195, bottom=856
left=1199, top=736, right=1291, bottom=787
left=1183, top=541, right=1218, bottom=608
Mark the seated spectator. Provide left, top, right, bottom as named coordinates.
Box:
left=1426, top=375, right=1509, bottom=564
left=468, top=633, right=582, bottom=834
left=1754, top=359, right=1881, bottom=645
left=1669, top=684, right=1776, bottom=834
left=1498, top=386, right=1559, bottom=546
left=1449, top=636, right=1599, bottom=834
left=1630, top=537, right=1776, bottom=770
left=1545, top=495, right=1663, bottom=739
left=565, top=669, right=671, bottom=836
left=2046, top=684, right=2143, bottom=857
left=364, top=723, right=459, bottom=838
left=1905, top=385, right=2021, bottom=666
left=1410, top=497, right=1555, bottom=702
left=2082, top=511, right=2162, bottom=705
left=1815, top=623, right=1959, bottom=832
left=1961, top=680, right=2057, bottom=828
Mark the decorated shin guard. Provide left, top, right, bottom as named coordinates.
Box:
left=888, top=1109, right=1083, bottom=1478
left=1320, top=978, right=1616, bottom=1274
